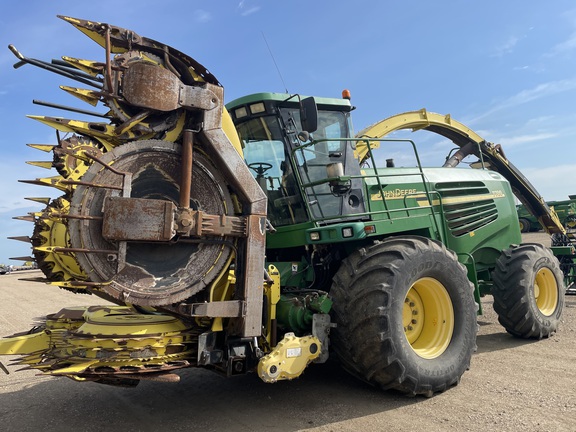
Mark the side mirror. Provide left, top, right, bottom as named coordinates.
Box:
left=300, top=97, right=318, bottom=133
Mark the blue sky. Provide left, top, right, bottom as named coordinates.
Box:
left=1, top=1, right=576, bottom=264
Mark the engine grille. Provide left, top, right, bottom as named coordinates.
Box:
left=435, top=181, right=498, bottom=237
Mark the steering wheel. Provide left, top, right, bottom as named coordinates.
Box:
left=248, top=162, right=273, bottom=177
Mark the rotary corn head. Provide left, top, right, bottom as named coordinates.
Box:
left=1, top=16, right=323, bottom=386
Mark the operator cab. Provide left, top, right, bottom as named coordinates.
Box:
left=227, top=93, right=365, bottom=228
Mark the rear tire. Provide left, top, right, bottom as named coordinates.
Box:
left=565, top=214, right=576, bottom=230
left=330, top=236, right=477, bottom=396
left=492, top=243, right=564, bottom=339
left=518, top=218, right=531, bottom=233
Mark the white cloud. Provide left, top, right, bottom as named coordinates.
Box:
left=547, top=9, right=576, bottom=57
left=521, top=164, right=576, bottom=201
left=238, top=1, right=260, bottom=16
left=524, top=115, right=556, bottom=126
left=492, top=132, right=558, bottom=147
left=195, top=9, right=212, bottom=23
left=492, top=35, right=520, bottom=57
left=469, top=78, right=576, bottom=124
left=501, top=79, right=576, bottom=106
left=240, top=7, right=260, bottom=16
left=549, top=32, right=576, bottom=56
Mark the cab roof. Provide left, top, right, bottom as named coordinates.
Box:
left=226, top=92, right=352, bottom=111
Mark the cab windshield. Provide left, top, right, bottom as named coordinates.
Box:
left=237, top=108, right=358, bottom=227
left=282, top=108, right=353, bottom=221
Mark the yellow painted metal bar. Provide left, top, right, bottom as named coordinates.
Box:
left=27, top=144, right=55, bottom=152
left=355, top=108, right=566, bottom=235
left=58, top=16, right=128, bottom=54
left=28, top=115, right=149, bottom=144
left=60, top=85, right=101, bottom=106
left=0, top=331, right=50, bottom=355
left=263, top=264, right=281, bottom=347
left=26, top=161, right=53, bottom=169
left=61, top=57, right=103, bottom=77
left=355, top=108, right=485, bottom=162
left=357, top=108, right=484, bottom=142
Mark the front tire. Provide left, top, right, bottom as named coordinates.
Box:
left=492, top=243, right=565, bottom=339
left=330, top=236, right=477, bottom=396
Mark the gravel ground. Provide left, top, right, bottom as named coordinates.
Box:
left=0, top=233, right=575, bottom=431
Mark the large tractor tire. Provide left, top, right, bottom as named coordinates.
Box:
left=564, top=214, right=576, bottom=230
left=330, top=236, right=477, bottom=397
left=518, top=218, right=531, bottom=233
left=492, top=243, right=565, bottom=339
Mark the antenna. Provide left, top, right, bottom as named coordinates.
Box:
left=261, top=32, right=288, bottom=93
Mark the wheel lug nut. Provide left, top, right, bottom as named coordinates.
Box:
left=409, top=302, right=415, bottom=307
left=411, top=319, right=417, bottom=324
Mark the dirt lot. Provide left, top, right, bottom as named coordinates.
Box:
left=0, top=233, right=575, bottom=432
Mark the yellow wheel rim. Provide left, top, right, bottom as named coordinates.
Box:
left=534, top=268, right=558, bottom=316
left=403, top=277, right=454, bottom=359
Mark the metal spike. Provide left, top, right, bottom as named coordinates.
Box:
left=25, top=197, right=52, bottom=205
left=48, top=281, right=90, bottom=290
left=18, top=277, right=48, bottom=283
left=19, top=177, right=68, bottom=192
left=60, top=58, right=103, bottom=77
left=60, top=85, right=101, bottom=106
left=27, top=115, right=76, bottom=133
left=58, top=15, right=126, bottom=53
left=32, top=246, right=59, bottom=253
left=19, top=178, right=59, bottom=187
left=12, top=215, right=35, bottom=222
left=52, top=58, right=102, bottom=80
left=8, top=236, right=32, bottom=243
left=19, top=179, right=49, bottom=186
left=34, top=246, right=117, bottom=254
left=26, top=161, right=54, bottom=170
left=9, top=44, right=102, bottom=89
left=33, top=99, right=108, bottom=119
left=27, top=115, right=123, bottom=143
left=27, top=144, right=56, bottom=153
left=9, top=256, right=35, bottom=262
